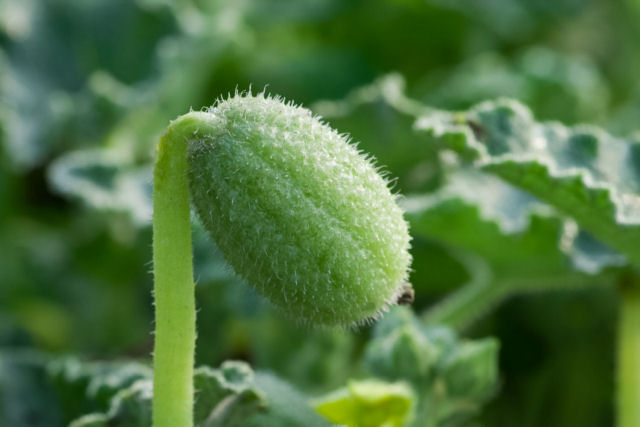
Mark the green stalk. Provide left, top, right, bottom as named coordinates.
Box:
left=421, top=252, right=504, bottom=331
left=423, top=280, right=509, bottom=331
left=152, top=113, right=208, bottom=427
left=618, top=282, right=640, bottom=427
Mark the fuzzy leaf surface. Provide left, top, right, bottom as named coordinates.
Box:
left=403, top=169, right=623, bottom=329
left=67, top=360, right=329, bottom=427
left=415, top=99, right=640, bottom=267
left=362, top=307, right=499, bottom=427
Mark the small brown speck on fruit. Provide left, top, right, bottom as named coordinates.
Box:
left=396, top=283, right=414, bottom=306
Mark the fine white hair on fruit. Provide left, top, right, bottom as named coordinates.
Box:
left=187, top=92, right=413, bottom=327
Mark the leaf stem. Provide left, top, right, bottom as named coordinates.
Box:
left=421, top=251, right=506, bottom=331
left=618, top=280, right=640, bottom=427
left=421, top=247, right=617, bottom=331
left=152, top=113, right=210, bottom=427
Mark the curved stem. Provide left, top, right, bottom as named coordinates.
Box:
left=618, top=281, right=640, bottom=427
left=152, top=113, right=210, bottom=427
left=421, top=247, right=616, bottom=331
left=421, top=251, right=506, bottom=331
left=422, top=281, right=509, bottom=332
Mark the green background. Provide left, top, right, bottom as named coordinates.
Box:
left=1, top=0, right=639, bottom=425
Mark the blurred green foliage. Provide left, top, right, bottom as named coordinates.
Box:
left=363, top=307, right=499, bottom=426
left=1, top=0, right=640, bottom=426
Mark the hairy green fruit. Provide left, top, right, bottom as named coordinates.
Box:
left=186, top=93, right=412, bottom=326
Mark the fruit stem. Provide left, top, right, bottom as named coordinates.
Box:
left=152, top=113, right=209, bottom=427
left=618, top=279, right=640, bottom=427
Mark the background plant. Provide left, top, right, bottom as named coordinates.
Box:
left=1, top=0, right=640, bottom=426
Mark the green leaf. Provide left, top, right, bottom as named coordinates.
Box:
left=362, top=307, right=500, bottom=427
left=0, top=351, right=152, bottom=427
left=405, top=169, right=624, bottom=276
left=241, top=372, right=331, bottom=427
left=441, top=339, right=500, bottom=401
left=70, top=379, right=153, bottom=427
left=64, top=360, right=329, bottom=427
left=416, top=99, right=640, bottom=267
left=193, top=361, right=266, bottom=427
left=403, top=168, right=622, bottom=329
left=365, top=312, right=443, bottom=383
left=48, top=149, right=152, bottom=225
left=47, top=357, right=152, bottom=422
left=248, top=317, right=355, bottom=392
left=0, top=0, right=175, bottom=169
left=313, top=379, right=414, bottom=427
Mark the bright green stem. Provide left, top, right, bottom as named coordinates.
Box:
left=152, top=113, right=209, bottom=427
left=618, top=282, right=640, bottom=427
